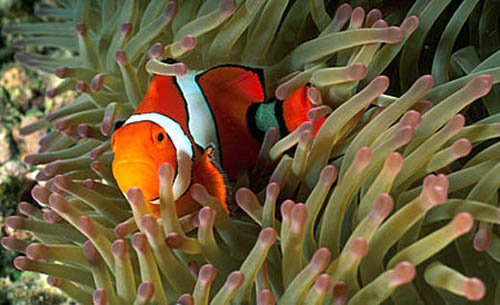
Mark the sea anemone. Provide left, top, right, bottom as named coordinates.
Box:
left=2, top=0, right=499, bottom=304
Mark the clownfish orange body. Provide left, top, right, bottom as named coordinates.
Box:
left=111, top=65, right=324, bottom=218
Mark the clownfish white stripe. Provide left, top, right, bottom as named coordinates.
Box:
left=122, top=112, right=194, bottom=158
left=175, top=70, right=221, bottom=162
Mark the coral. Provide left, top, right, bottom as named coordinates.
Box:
left=1, top=0, right=500, bottom=304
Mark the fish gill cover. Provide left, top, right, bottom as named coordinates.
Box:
left=1, top=0, right=500, bottom=304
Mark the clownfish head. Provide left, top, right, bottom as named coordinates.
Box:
left=111, top=120, right=176, bottom=215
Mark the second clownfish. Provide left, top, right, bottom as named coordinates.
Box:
left=111, top=64, right=325, bottom=218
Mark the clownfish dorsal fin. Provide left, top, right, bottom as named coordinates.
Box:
left=196, top=65, right=265, bottom=102
left=192, top=145, right=230, bottom=213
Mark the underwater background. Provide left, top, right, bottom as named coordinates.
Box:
left=0, top=0, right=499, bottom=304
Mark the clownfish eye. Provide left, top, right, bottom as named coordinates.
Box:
left=157, top=132, right=164, bottom=142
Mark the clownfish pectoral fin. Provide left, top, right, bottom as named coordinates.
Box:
left=192, top=145, right=230, bottom=213
left=282, top=85, right=326, bottom=136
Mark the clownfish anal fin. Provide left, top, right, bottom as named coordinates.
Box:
left=192, top=145, right=230, bottom=213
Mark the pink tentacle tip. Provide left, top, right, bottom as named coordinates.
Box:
left=469, top=74, right=494, bottom=96
left=172, top=62, right=188, bottom=76
left=137, top=282, right=155, bottom=302
left=25, top=243, right=46, bottom=260
left=90, top=74, right=104, bottom=92
left=235, top=188, right=257, bottom=209
left=257, top=289, right=275, bottom=305
left=120, top=22, right=132, bottom=37
left=371, top=19, right=388, bottom=29
left=332, top=281, right=348, bottom=304
left=400, top=110, right=422, bottom=129
left=76, top=124, right=91, bottom=138
left=395, top=125, right=414, bottom=145
left=348, top=63, right=368, bottom=80
left=127, top=187, right=144, bottom=204
left=18, top=202, right=39, bottom=217
left=187, top=260, right=200, bottom=277
left=149, top=42, right=165, bottom=59
left=13, top=256, right=31, bottom=271
left=392, top=261, right=416, bottom=285
left=402, top=15, right=419, bottom=32
left=32, top=185, right=50, bottom=205
left=314, top=274, right=333, bottom=294
left=220, top=0, right=237, bottom=16
left=226, top=271, right=245, bottom=289
left=266, top=182, right=280, bottom=199
left=5, top=216, right=24, bottom=230
left=48, top=193, right=68, bottom=212
left=93, top=289, right=107, bottom=305
left=417, top=74, right=435, bottom=89
left=140, top=214, right=159, bottom=235
left=198, top=264, right=216, bottom=283
left=114, top=221, right=135, bottom=238
left=335, top=3, right=352, bottom=22
left=386, top=26, right=405, bottom=43
left=354, top=146, right=372, bottom=168
left=291, top=203, right=309, bottom=230
left=298, top=129, right=313, bottom=147
left=463, top=277, right=486, bottom=301
left=371, top=193, right=394, bottom=219
left=319, top=165, right=338, bottom=185
left=311, top=248, right=332, bottom=271
left=159, top=162, right=175, bottom=181
left=280, top=199, right=294, bottom=220
left=451, top=212, right=474, bottom=235
left=78, top=216, right=97, bottom=236
left=111, top=239, right=129, bottom=259
left=53, top=174, right=71, bottom=189
left=350, top=7, right=365, bottom=28
left=448, top=114, right=466, bottom=132
left=198, top=206, right=215, bottom=228
left=452, top=138, right=472, bottom=158
left=100, top=119, right=113, bottom=138
left=131, top=232, right=149, bottom=252
left=82, top=240, right=100, bottom=262
left=1, top=237, right=20, bottom=251
left=23, top=154, right=38, bottom=166
left=384, top=152, right=404, bottom=173
left=75, top=23, right=87, bottom=36
left=114, top=49, right=129, bottom=66
left=177, top=293, right=194, bottom=305
left=350, top=237, right=368, bottom=258
left=308, top=86, right=323, bottom=106
left=258, top=227, right=277, bottom=247
left=371, top=75, right=390, bottom=93
left=181, top=35, right=197, bottom=50
left=75, top=81, right=89, bottom=93
left=163, top=1, right=178, bottom=21
left=190, top=183, right=210, bottom=203
left=473, top=227, right=491, bottom=252
left=165, top=232, right=183, bottom=249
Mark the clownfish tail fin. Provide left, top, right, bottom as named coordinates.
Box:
left=248, top=85, right=325, bottom=141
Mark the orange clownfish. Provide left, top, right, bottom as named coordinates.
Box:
left=111, top=64, right=325, bottom=218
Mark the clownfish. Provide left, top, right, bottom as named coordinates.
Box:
left=111, top=64, right=325, bottom=218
